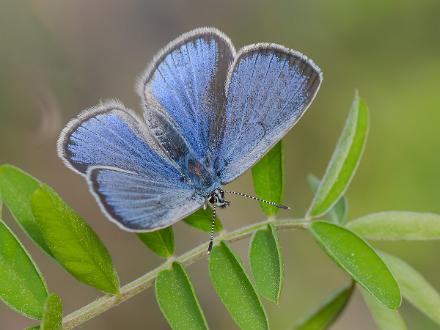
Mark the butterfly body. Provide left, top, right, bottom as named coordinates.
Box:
left=208, top=188, right=230, bottom=209
left=58, top=27, right=322, bottom=232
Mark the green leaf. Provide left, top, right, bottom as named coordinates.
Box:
left=361, top=288, right=407, bottom=330
left=307, top=174, right=321, bottom=194
left=307, top=93, right=369, bottom=218
left=252, top=141, right=284, bottom=216
left=137, top=226, right=174, bottom=258
left=32, top=185, right=120, bottom=294
left=155, top=262, right=208, bottom=330
left=41, top=293, right=63, bottom=330
left=328, top=197, right=348, bottom=225
left=249, top=224, right=283, bottom=303
left=183, top=208, right=223, bottom=233
left=347, top=211, right=440, bottom=240
left=380, top=252, right=440, bottom=325
left=26, top=293, right=63, bottom=330
left=307, top=174, right=348, bottom=224
left=0, top=165, right=51, bottom=255
left=0, top=219, right=48, bottom=319
left=209, top=241, right=268, bottom=330
left=294, top=283, right=354, bottom=330
left=309, top=221, right=401, bottom=309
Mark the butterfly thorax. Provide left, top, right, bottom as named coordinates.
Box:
left=208, top=188, right=230, bottom=208
left=182, top=155, right=220, bottom=194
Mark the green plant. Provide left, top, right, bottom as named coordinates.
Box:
left=1, top=93, right=439, bottom=330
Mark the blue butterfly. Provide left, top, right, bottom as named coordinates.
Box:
left=57, top=27, right=322, bottom=239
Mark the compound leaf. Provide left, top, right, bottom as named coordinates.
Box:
left=137, top=226, right=174, bottom=258
left=183, top=208, right=222, bottom=233
left=308, top=93, right=369, bottom=218
left=156, top=262, right=208, bottom=330
left=309, top=221, right=401, bottom=309
left=0, top=165, right=51, bottom=255
left=32, top=185, right=119, bottom=294
left=381, top=252, right=440, bottom=325
left=209, top=241, right=268, bottom=330
left=252, top=141, right=284, bottom=216
left=249, top=224, right=282, bottom=303
left=361, top=288, right=407, bottom=330
left=0, top=219, right=48, bottom=319
left=347, top=212, right=440, bottom=240
left=295, top=283, right=354, bottom=330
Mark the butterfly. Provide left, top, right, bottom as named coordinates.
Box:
left=57, top=27, right=322, bottom=245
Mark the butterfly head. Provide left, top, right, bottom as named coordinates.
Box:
left=208, top=188, right=230, bottom=208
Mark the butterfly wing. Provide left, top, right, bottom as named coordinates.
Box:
left=216, top=44, right=322, bottom=183
left=139, top=27, right=235, bottom=163
left=58, top=101, right=204, bottom=231
left=58, top=100, right=175, bottom=175
left=87, top=166, right=204, bottom=231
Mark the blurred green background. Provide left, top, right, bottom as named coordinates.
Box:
left=1, top=0, right=439, bottom=329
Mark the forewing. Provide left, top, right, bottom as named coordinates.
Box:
left=87, top=167, right=204, bottom=231
left=217, top=44, right=322, bottom=183
left=58, top=101, right=177, bottom=178
left=139, top=27, right=235, bottom=161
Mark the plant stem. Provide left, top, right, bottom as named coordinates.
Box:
left=62, top=217, right=308, bottom=329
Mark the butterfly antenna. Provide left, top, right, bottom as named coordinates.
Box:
left=207, top=205, right=216, bottom=255
left=225, top=190, right=291, bottom=210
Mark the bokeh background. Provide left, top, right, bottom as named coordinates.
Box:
left=1, top=0, right=440, bottom=329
